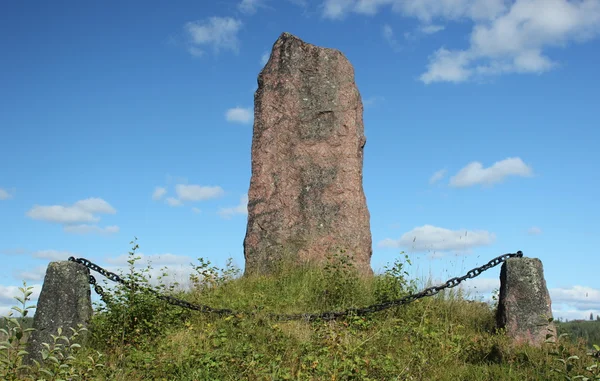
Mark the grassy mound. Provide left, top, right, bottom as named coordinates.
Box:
left=2, top=240, right=597, bottom=380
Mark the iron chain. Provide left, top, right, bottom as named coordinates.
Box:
left=68, top=250, right=522, bottom=322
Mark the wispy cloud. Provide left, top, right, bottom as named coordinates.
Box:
left=166, top=197, right=183, bottom=207
left=378, top=224, right=495, bottom=254
left=226, top=107, right=253, bottom=124
left=420, top=24, right=445, bottom=34
left=0, top=188, right=13, bottom=200
left=26, top=198, right=118, bottom=235
left=218, top=194, right=248, bottom=219
left=152, top=187, right=167, bottom=201
left=527, top=226, right=543, bottom=236
left=362, top=95, right=385, bottom=108
left=551, top=285, right=600, bottom=311
left=460, top=277, right=500, bottom=296
left=419, top=0, right=600, bottom=83
left=26, top=198, right=116, bottom=224
left=382, top=24, right=401, bottom=51
left=429, top=169, right=447, bottom=185
left=449, top=157, right=533, bottom=188
left=260, top=51, right=270, bottom=66
left=320, top=0, right=600, bottom=83
left=63, top=224, right=120, bottom=235
left=158, top=184, right=225, bottom=208
left=176, top=184, right=224, bottom=202
left=17, top=266, right=48, bottom=282
left=106, top=252, right=193, bottom=266
left=0, top=284, right=42, bottom=306
left=32, top=249, right=78, bottom=261
left=238, top=0, right=267, bottom=14
left=184, top=17, right=243, bottom=56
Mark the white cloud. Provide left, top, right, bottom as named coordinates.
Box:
left=184, top=17, right=243, bottom=56
left=191, top=207, right=201, bottom=214
left=382, top=24, right=401, bottom=50
left=378, top=224, right=495, bottom=253
left=0, top=188, right=13, bottom=200
left=0, top=284, right=42, bottom=306
left=553, top=307, right=600, bottom=322
left=106, top=252, right=193, bottom=266
left=152, top=187, right=167, bottom=201
left=419, top=0, right=600, bottom=83
left=395, top=0, right=508, bottom=23
left=175, top=184, right=225, bottom=202
left=551, top=286, right=600, bottom=311
left=32, top=249, right=78, bottom=261
left=18, top=266, right=47, bottom=282
left=26, top=198, right=116, bottom=224
left=449, top=157, right=533, bottom=187
left=321, top=0, right=506, bottom=20
left=63, top=224, right=120, bottom=235
left=260, top=51, right=270, bottom=66
left=460, top=277, right=500, bottom=295
left=363, top=95, right=385, bottom=108
left=0, top=248, right=28, bottom=256
left=102, top=254, right=200, bottom=290
left=226, top=107, right=253, bottom=124
left=218, top=194, right=249, bottom=219
left=166, top=197, right=183, bottom=207
left=320, top=0, right=600, bottom=83
left=420, top=48, right=472, bottom=84
left=420, top=24, right=445, bottom=34
left=239, top=0, right=266, bottom=14
left=429, top=169, right=447, bottom=184
left=527, top=226, right=543, bottom=235
left=240, top=0, right=306, bottom=14
left=322, top=0, right=356, bottom=19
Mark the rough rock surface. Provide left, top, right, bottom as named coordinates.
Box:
left=243, top=32, right=372, bottom=276
left=24, top=261, right=93, bottom=365
left=496, top=257, right=556, bottom=347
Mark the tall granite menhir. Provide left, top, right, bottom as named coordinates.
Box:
left=244, top=32, right=372, bottom=276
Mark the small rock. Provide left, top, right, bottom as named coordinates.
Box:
left=496, top=257, right=556, bottom=347
left=24, top=261, right=93, bottom=365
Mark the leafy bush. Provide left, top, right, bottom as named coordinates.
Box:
left=0, top=282, right=105, bottom=381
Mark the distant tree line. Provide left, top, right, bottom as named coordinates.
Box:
left=557, top=319, right=600, bottom=348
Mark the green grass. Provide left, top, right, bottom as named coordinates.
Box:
left=2, top=239, right=600, bottom=380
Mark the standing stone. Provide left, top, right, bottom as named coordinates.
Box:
left=496, top=257, right=556, bottom=347
left=24, top=261, right=93, bottom=365
left=243, top=32, right=372, bottom=276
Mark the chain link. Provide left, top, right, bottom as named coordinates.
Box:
left=68, top=250, right=522, bottom=322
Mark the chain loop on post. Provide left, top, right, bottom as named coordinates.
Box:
left=68, top=250, right=523, bottom=322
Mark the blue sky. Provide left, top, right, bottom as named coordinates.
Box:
left=1, top=0, right=599, bottom=321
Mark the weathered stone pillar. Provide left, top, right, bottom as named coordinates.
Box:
left=496, top=257, right=556, bottom=347
left=24, top=261, right=93, bottom=365
left=243, top=32, right=373, bottom=276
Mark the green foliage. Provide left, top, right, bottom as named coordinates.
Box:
left=0, top=282, right=105, bottom=381
left=558, top=319, right=600, bottom=349
left=373, top=252, right=417, bottom=305
left=0, top=282, right=36, bottom=380
left=7, top=239, right=600, bottom=380
left=546, top=321, right=600, bottom=380
left=311, top=248, right=364, bottom=310
left=89, top=237, right=189, bottom=350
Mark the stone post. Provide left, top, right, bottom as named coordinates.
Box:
left=496, top=257, right=556, bottom=347
left=24, top=261, right=93, bottom=365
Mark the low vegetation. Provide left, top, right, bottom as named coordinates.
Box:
left=2, top=239, right=599, bottom=380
